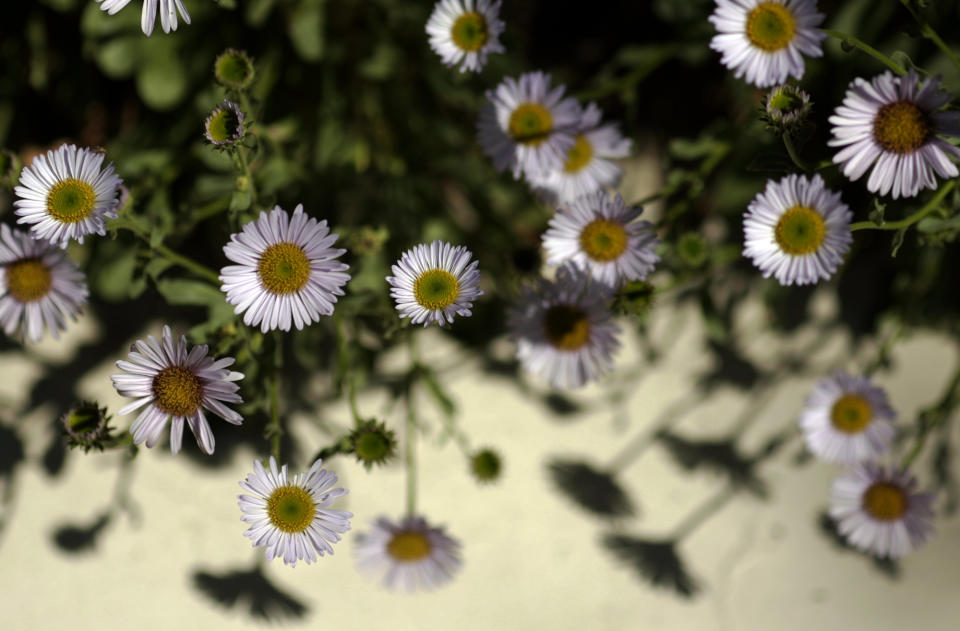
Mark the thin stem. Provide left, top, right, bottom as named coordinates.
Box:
left=902, top=361, right=960, bottom=468
left=782, top=132, right=812, bottom=173
left=404, top=378, right=418, bottom=518
left=268, top=332, right=283, bottom=461
left=154, top=243, right=221, bottom=285
left=851, top=181, right=954, bottom=231
left=898, top=0, right=960, bottom=75
left=823, top=29, right=907, bottom=75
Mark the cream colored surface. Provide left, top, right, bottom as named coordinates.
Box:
left=0, top=293, right=958, bottom=631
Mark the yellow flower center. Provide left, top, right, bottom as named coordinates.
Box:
left=207, top=107, right=241, bottom=144
left=266, top=485, right=316, bottom=533
left=542, top=304, right=591, bottom=351
left=563, top=135, right=594, bottom=173
left=450, top=12, right=488, bottom=52
left=830, top=393, right=874, bottom=434
left=579, top=218, right=629, bottom=262
left=774, top=205, right=825, bottom=256
left=508, top=103, right=553, bottom=146
left=745, top=2, right=796, bottom=52
left=386, top=531, right=433, bottom=562
left=257, top=242, right=311, bottom=295
left=5, top=258, right=52, bottom=303
left=862, top=481, right=908, bottom=521
left=47, top=178, right=96, bottom=224
left=152, top=365, right=203, bottom=417
left=413, top=268, right=460, bottom=310
left=873, top=101, right=930, bottom=154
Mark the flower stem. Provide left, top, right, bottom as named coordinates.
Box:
left=405, top=333, right=420, bottom=517
left=154, top=243, right=222, bottom=285
left=851, top=181, right=954, bottom=232
left=782, top=132, right=812, bottom=173
left=268, top=331, right=283, bottom=461
left=902, top=360, right=960, bottom=468
left=898, top=0, right=960, bottom=75
left=823, top=29, right=907, bottom=75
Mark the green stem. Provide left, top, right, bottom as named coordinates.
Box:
left=673, top=486, right=737, bottom=541
left=782, top=132, right=812, bottom=173
left=268, top=332, right=283, bottom=460
left=404, top=378, right=418, bottom=518
left=851, top=181, right=954, bottom=231
left=154, top=243, right=221, bottom=285
left=823, top=29, right=907, bottom=75
left=898, top=0, right=960, bottom=75
left=902, top=361, right=960, bottom=468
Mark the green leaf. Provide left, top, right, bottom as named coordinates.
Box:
left=288, top=0, right=325, bottom=62
left=156, top=278, right=226, bottom=307
left=136, top=39, right=188, bottom=110
left=229, top=189, right=253, bottom=212
left=890, top=228, right=907, bottom=257
left=93, top=36, right=140, bottom=78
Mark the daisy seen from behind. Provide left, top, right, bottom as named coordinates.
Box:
left=542, top=191, right=660, bottom=289
left=96, top=0, right=191, bottom=36
left=111, top=325, right=243, bottom=455
left=238, top=456, right=352, bottom=567
left=709, top=0, right=825, bottom=88
left=531, top=103, right=632, bottom=204
left=508, top=265, right=620, bottom=390
left=477, top=71, right=581, bottom=179
left=799, top=373, right=896, bottom=465
left=386, top=240, right=483, bottom=327
left=743, top=173, right=852, bottom=286
left=830, top=464, right=934, bottom=559
left=354, top=514, right=461, bottom=591
left=829, top=70, right=960, bottom=199
left=0, top=224, right=88, bottom=343
left=14, top=144, right=123, bottom=249
left=426, top=0, right=505, bottom=73
left=220, top=204, right=351, bottom=333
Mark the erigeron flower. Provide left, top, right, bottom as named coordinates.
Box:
left=829, top=70, right=960, bottom=199
left=204, top=100, right=245, bottom=147
left=799, top=373, right=896, bottom=465
left=531, top=103, right=632, bottom=204
left=764, top=84, right=812, bottom=129
left=14, top=144, right=123, bottom=248
left=426, top=0, right=505, bottom=73
left=743, top=173, right=852, bottom=286
left=238, top=456, right=352, bottom=567
left=386, top=240, right=483, bottom=327
left=477, top=71, right=581, bottom=179
left=220, top=204, right=351, bottom=333
left=830, top=464, right=934, bottom=559
left=709, top=0, right=825, bottom=88
left=542, top=191, right=660, bottom=288
left=111, top=326, right=244, bottom=455
left=0, top=225, right=88, bottom=343
left=96, top=0, right=191, bottom=37
left=508, top=265, right=620, bottom=390
left=214, top=49, right=255, bottom=90
left=354, top=515, right=461, bottom=591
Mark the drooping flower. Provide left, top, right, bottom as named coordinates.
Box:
left=426, top=0, right=505, bottom=73
left=477, top=71, right=581, bottom=180
left=799, top=373, right=896, bottom=465
left=508, top=265, right=620, bottom=389
left=354, top=514, right=461, bottom=591
left=542, top=191, right=659, bottom=288
left=531, top=103, right=632, bottom=203
left=829, top=70, right=960, bottom=199
left=386, top=240, right=483, bottom=327
left=742, top=173, right=852, bottom=286
left=0, top=225, right=88, bottom=343
left=709, top=0, right=825, bottom=88
left=95, top=0, right=191, bottom=37
left=204, top=100, right=245, bottom=148
left=14, top=144, right=123, bottom=248
left=238, top=456, right=352, bottom=567
left=220, top=204, right=351, bottom=333
left=111, top=326, right=244, bottom=455
left=830, top=464, right=935, bottom=559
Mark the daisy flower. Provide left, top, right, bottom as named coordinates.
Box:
left=709, top=0, right=825, bottom=88
left=13, top=144, right=123, bottom=249
left=96, top=0, right=191, bottom=37
left=110, top=325, right=244, bottom=455
left=829, top=70, right=960, bottom=199
left=477, top=71, right=581, bottom=179
left=531, top=103, right=632, bottom=203
left=799, top=373, right=896, bottom=465
left=238, top=456, right=352, bottom=567
left=542, top=191, right=660, bottom=288
left=508, top=265, right=620, bottom=390
left=219, top=204, right=351, bottom=333
left=0, top=225, right=88, bottom=343
left=386, top=240, right=483, bottom=327
left=743, top=173, right=852, bottom=286
left=830, top=464, right=935, bottom=559
left=426, top=0, right=505, bottom=73
left=354, top=514, right=461, bottom=591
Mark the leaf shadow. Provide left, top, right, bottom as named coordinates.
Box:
left=192, top=566, right=309, bottom=621
left=602, top=535, right=699, bottom=597
left=817, top=512, right=900, bottom=579
left=657, top=431, right=767, bottom=497
left=547, top=459, right=636, bottom=518
left=51, top=512, right=111, bottom=554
